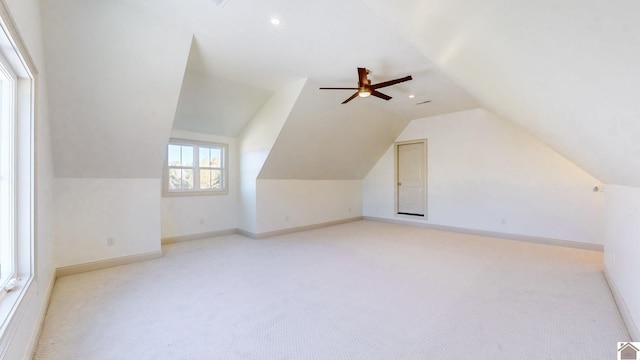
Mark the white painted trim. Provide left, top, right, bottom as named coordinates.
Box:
left=236, top=228, right=257, bottom=239
left=162, top=138, right=229, bottom=197
left=363, top=216, right=604, bottom=251
left=22, top=273, right=56, bottom=360
left=161, top=229, right=237, bottom=244
left=161, top=189, right=229, bottom=197
left=239, top=217, right=363, bottom=240
left=0, top=39, right=18, bottom=293
left=0, top=3, right=38, bottom=357
left=55, top=251, right=163, bottom=278
left=603, top=267, right=639, bottom=341
left=0, top=277, right=33, bottom=358
left=0, top=2, right=37, bottom=77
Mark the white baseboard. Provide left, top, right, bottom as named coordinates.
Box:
left=363, top=216, right=604, bottom=252
left=240, top=217, right=363, bottom=239
left=56, top=250, right=163, bottom=278
left=56, top=218, right=364, bottom=277
left=23, top=273, right=56, bottom=360
left=161, top=229, right=237, bottom=245
left=236, top=228, right=256, bottom=239
left=603, top=267, right=639, bottom=341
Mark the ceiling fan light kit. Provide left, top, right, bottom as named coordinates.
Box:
left=320, top=67, right=412, bottom=104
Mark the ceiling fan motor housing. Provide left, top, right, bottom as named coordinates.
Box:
left=319, top=67, right=412, bottom=104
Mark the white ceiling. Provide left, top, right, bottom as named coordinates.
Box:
left=362, top=0, right=640, bottom=186
left=39, top=0, right=640, bottom=186
left=161, top=0, right=479, bottom=135
left=172, top=54, right=272, bottom=136
left=259, top=79, right=410, bottom=180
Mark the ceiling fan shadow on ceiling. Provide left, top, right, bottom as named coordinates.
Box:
left=319, top=67, right=412, bottom=104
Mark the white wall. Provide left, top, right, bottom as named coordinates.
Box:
left=161, top=130, right=238, bottom=238
left=256, top=180, right=362, bottom=234
left=172, top=67, right=272, bottom=137
left=238, top=79, right=306, bottom=233
left=2, top=1, right=55, bottom=359
left=364, top=108, right=604, bottom=244
left=40, top=0, right=192, bottom=178
left=258, top=79, right=410, bottom=180
left=604, top=185, right=640, bottom=340
left=54, top=179, right=161, bottom=268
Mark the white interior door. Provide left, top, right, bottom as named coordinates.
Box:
left=397, top=141, right=426, bottom=216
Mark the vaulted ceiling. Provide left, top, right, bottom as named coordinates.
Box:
left=362, top=0, right=640, bottom=186
left=258, top=79, right=410, bottom=180
left=39, top=0, right=640, bottom=186
left=169, top=0, right=479, bottom=137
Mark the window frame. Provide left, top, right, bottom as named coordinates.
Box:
left=0, top=48, right=17, bottom=290
left=163, top=138, right=228, bottom=196
left=0, top=1, right=37, bottom=349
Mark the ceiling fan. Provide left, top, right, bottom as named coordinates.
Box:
left=319, top=67, right=412, bottom=104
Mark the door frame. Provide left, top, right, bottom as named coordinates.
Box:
left=394, top=139, right=428, bottom=219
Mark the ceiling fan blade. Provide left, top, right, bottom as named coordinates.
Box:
left=371, top=90, right=392, bottom=101
left=342, top=92, right=360, bottom=104
left=371, top=75, right=413, bottom=89
left=319, top=87, right=359, bottom=90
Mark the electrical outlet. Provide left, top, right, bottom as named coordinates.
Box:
left=107, top=237, right=115, bottom=246
left=501, top=218, right=507, bottom=225
left=199, top=218, right=205, bottom=225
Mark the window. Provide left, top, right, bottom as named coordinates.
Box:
left=0, top=2, right=36, bottom=344
left=164, top=139, right=227, bottom=195
left=0, top=50, right=16, bottom=290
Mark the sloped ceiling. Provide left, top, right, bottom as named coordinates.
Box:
left=362, top=0, right=640, bottom=186
left=41, top=0, right=192, bottom=178
left=40, top=0, right=640, bottom=186
left=40, top=0, right=479, bottom=181
left=132, top=0, right=478, bottom=136
left=258, top=79, right=410, bottom=180
left=172, top=40, right=272, bottom=136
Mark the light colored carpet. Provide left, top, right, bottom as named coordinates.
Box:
left=33, top=220, right=629, bottom=359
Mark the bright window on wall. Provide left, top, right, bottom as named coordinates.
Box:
left=164, top=139, right=227, bottom=195
left=0, top=1, right=36, bottom=342
left=0, top=50, right=16, bottom=290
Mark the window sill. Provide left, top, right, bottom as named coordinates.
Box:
left=162, top=190, right=229, bottom=197
left=0, top=276, right=33, bottom=348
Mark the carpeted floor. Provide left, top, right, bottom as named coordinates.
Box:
left=33, top=220, right=630, bottom=359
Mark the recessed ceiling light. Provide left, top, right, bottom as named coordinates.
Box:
left=409, top=94, right=415, bottom=98
left=270, top=18, right=281, bottom=25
